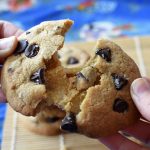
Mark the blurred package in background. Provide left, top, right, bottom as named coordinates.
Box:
left=8, top=0, right=33, bottom=11
left=0, top=0, right=34, bottom=12
left=0, top=0, right=150, bottom=41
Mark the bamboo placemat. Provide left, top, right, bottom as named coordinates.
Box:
left=2, top=36, right=150, bottom=150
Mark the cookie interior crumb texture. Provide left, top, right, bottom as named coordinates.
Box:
left=1, top=19, right=141, bottom=138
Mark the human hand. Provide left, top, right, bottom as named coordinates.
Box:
left=0, top=21, right=23, bottom=102
left=99, top=77, right=150, bottom=150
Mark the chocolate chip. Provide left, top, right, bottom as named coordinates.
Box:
left=113, top=98, right=128, bottom=113
left=45, top=117, right=60, bottom=123
left=67, top=57, right=79, bottom=65
left=30, top=68, right=45, bottom=84
left=26, top=31, right=30, bottom=35
left=25, top=44, right=39, bottom=58
left=95, top=47, right=111, bottom=62
left=76, top=71, right=92, bottom=90
left=112, top=74, right=128, bottom=90
left=76, top=72, right=87, bottom=80
left=61, top=113, right=77, bottom=132
left=14, top=40, right=28, bottom=55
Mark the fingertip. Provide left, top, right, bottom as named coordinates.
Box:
left=130, top=78, right=150, bottom=101
left=14, top=29, right=24, bottom=37
left=131, top=78, right=150, bottom=121
left=9, top=36, right=18, bottom=48
left=10, top=35, right=18, bottom=50
left=0, top=21, right=23, bottom=38
left=0, top=36, right=18, bottom=59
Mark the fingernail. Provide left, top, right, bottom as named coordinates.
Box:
left=0, top=36, right=17, bottom=50
left=131, top=78, right=150, bottom=99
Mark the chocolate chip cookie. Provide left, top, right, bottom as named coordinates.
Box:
left=58, top=46, right=90, bottom=74
left=1, top=19, right=73, bottom=116
left=22, top=116, right=62, bottom=136
left=22, top=106, right=65, bottom=136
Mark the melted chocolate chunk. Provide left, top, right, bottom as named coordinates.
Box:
left=112, top=74, right=128, bottom=90
left=45, top=117, right=60, bottom=123
left=26, top=31, right=31, bottom=35
left=25, top=44, right=39, bottom=58
left=95, top=47, right=111, bottom=62
left=30, top=68, right=45, bottom=84
left=14, top=40, right=28, bottom=55
left=76, top=72, right=87, bottom=80
left=61, top=113, right=77, bottom=132
left=113, top=98, right=129, bottom=113
left=67, top=57, right=79, bottom=65
left=76, top=72, right=90, bottom=90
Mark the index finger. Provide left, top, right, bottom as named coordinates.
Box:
left=0, top=21, right=23, bottom=38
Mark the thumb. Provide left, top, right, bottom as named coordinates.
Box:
left=0, top=36, right=18, bottom=60
left=131, top=78, right=150, bottom=121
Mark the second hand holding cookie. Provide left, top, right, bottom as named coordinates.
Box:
left=99, top=77, right=150, bottom=150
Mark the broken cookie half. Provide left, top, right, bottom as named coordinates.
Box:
left=45, top=39, right=141, bottom=138
left=1, top=19, right=73, bottom=116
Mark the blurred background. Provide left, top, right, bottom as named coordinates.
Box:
left=0, top=0, right=150, bottom=146
left=1, top=0, right=150, bottom=41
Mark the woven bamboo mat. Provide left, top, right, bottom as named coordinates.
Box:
left=2, top=36, right=150, bottom=150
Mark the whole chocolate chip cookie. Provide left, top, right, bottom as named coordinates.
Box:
left=1, top=19, right=73, bottom=116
